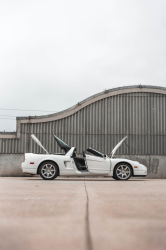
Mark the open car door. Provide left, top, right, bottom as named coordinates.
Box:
left=85, top=148, right=110, bottom=174
left=66, top=147, right=82, bottom=174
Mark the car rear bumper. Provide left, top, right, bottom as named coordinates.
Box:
left=22, top=168, right=37, bottom=174
left=22, top=162, right=37, bottom=175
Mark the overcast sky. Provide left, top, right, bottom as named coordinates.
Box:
left=0, top=0, right=166, bottom=131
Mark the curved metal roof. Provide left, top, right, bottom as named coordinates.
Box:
left=17, top=84, right=166, bottom=123
left=1, top=84, right=166, bottom=140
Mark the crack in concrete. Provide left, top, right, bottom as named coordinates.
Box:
left=84, top=177, right=93, bottom=250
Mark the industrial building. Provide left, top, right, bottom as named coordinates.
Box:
left=0, top=85, right=166, bottom=178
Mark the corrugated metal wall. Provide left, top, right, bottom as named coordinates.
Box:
left=1, top=92, right=166, bottom=155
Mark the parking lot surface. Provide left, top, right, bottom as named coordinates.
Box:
left=0, top=177, right=166, bottom=250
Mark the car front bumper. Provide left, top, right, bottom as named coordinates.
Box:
left=133, top=164, right=147, bottom=177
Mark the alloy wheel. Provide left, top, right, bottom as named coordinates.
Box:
left=41, top=164, right=56, bottom=179
left=116, top=164, right=131, bottom=180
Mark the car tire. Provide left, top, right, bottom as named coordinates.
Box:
left=39, top=161, right=59, bottom=180
left=113, top=163, right=132, bottom=181
left=112, top=176, right=118, bottom=180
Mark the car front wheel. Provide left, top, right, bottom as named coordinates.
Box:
left=113, top=163, right=132, bottom=180
left=39, top=161, right=59, bottom=180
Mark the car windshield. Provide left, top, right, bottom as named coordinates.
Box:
left=53, top=135, right=71, bottom=153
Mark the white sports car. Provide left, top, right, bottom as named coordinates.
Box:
left=21, top=134, right=147, bottom=180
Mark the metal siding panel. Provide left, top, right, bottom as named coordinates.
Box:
left=1, top=91, right=166, bottom=156
left=107, top=97, right=111, bottom=153
left=54, top=120, right=58, bottom=153
left=67, top=116, right=71, bottom=149
left=0, top=139, right=2, bottom=153
left=95, top=102, right=98, bottom=149
left=73, top=114, right=76, bottom=150
left=80, top=110, right=83, bottom=153
left=104, top=98, right=107, bottom=153
left=76, top=112, right=80, bottom=153
left=141, top=94, right=144, bottom=147
left=48, top=122, right=51, bottom=153
left=70, top=115, right=74, bottom=148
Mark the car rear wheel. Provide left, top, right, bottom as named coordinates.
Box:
left=113, top=163, right=132, bottom=180
left=39, top=161, right=59, bottom=180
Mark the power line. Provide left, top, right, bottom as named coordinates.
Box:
left=0, top=118, right=16, bottom=120
left=0, top=115, right=16, bottom=117
left=0, top=108, right=58, bottom=112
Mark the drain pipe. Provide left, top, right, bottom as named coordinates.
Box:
left=28, top=116, right=31, bottom=153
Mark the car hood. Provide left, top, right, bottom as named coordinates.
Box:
left=111, top=136, right=127, bottom=158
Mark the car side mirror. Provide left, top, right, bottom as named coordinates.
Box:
left=104, top=154, right=106, bottom=158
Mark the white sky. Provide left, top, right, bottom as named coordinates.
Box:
left=0, top=0, right=166, bottom=131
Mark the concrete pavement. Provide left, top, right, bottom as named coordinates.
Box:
left=0, top=177, right=166, bottom=250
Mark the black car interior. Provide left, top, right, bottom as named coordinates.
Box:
left=72, top=149, right=87, bottom=171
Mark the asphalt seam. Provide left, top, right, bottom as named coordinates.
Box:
left=84, top=177, right=93, bottom=250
